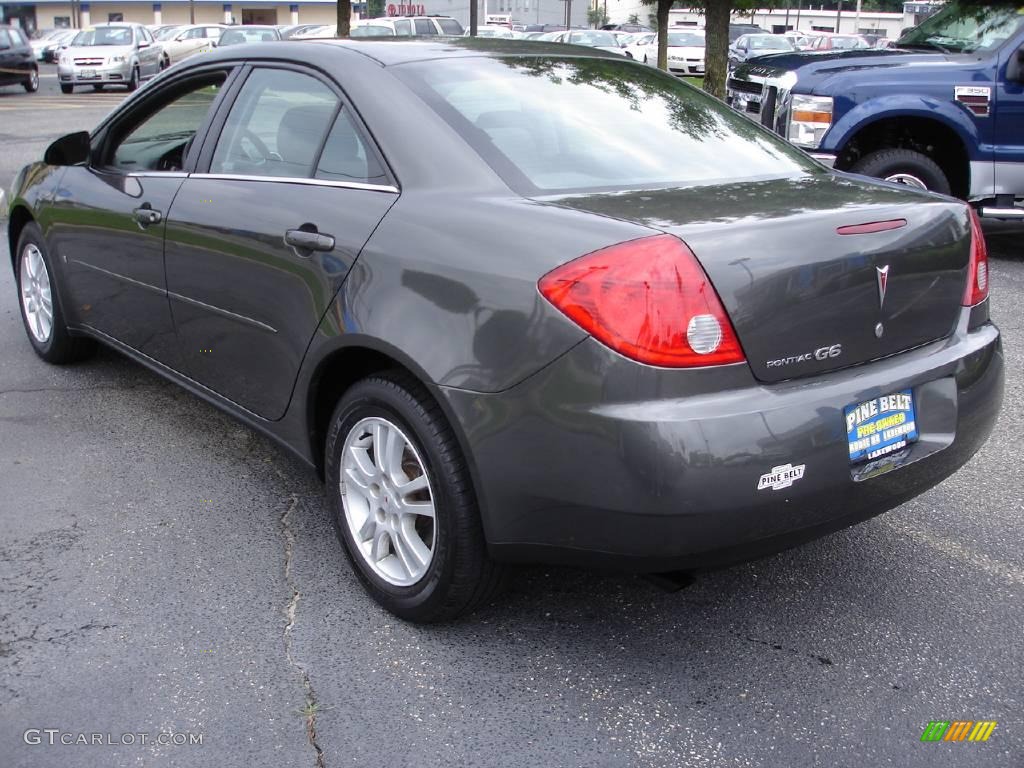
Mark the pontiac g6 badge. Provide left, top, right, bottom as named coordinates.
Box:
left=757, top=463, right=806, bottom=491
left=876, top=264, right=890, bottom=309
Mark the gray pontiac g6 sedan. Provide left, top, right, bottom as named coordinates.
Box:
left=4, top=40, right=1003, bottom=621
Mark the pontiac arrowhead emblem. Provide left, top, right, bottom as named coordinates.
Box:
left=876, top=265, right=890, bottom=309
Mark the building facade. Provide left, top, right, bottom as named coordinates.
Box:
left=0, top=0, right=586, bottom=32
left=603, top=1, right=944, bottom=40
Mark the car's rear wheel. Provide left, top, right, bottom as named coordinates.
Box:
left=127, top=66, right=140, bottom=91
left=325, top=372, right=505, bottom=622
left=92, top=84, right=104, bottom=91
left=23, top=67, right=39, bottom=92
left=60, top=83, right=73, bottom=94
left=850, top=149, right=952, bottom=195
left=16, top=223, right=97, bottom=364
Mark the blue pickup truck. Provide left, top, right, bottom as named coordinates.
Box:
left=726, top=2, right=1024, bottom=219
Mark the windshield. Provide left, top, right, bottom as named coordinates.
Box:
left=898, top=2, right=1024, bottom=53
left=566, top=31, right=619, bottom=46
left=667, top=32, right=705, bottom=46
left=155, top=26, right=183, bottom=41
left=397, top=56, right=819, bottom=194
left=351, top=25, right=396, bottom=37
left=748, top=35, right=794, bottom=50
left=71, top=27, right=133, bottom=46
left=830, top=35, right=870, bottom=49
left=219, top=27, right=277, bottom=44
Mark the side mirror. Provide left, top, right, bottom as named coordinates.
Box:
left=1009, top=48, right=1024, bottom=83
left=44, top=131, right=91, bottom=166
left=138, top=40, right=151, bottom=49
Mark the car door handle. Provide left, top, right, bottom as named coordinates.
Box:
left=132, top=205, right=162, bottom=227
left=284, top=228, right=335, bottom=254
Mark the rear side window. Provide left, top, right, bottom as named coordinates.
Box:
left=210, top=68, right=338, bottom=178
left=393, top=20, right=412, bottom=35
left=315, top=110, right=388, bottom=186
left=397, top=57, right=819, bottom=194
left=414, top=19, right=435, bottom=35
left=0, top=30, right=11, bottom=48
left=436, top=18, right=463, bottom=35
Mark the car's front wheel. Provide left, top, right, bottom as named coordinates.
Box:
left=325, top=372, right=505, bottom=622
left=850, top=148, right=952, bottom=196
left=15, top=223, right=96, bottom=364
left=60, top=83, right=73, bottom=94
left=23, top=67, right=39, bottom=92
left=127, top=66, right=140, bottom=91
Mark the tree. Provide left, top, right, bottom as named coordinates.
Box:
left=641, top=0, right=762, bottom=99
left=627, top=13, right=640, bottom=24
left=336, top=0, right=351, bottom=37
left=588, top=7, right=610, bottom=27
left=367, top=0, right=384, bottom=18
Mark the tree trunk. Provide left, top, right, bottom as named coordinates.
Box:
left=703, top=0, right=730, bottom=99
left=337, top=0, right=352, bottom=37
left=656, top=0, right=671, bottom=72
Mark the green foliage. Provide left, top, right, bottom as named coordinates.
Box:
left=367, top=0, right=384, bottom=18
left=588, top=7, right=610, bottom=27
left=627, top=13, right=640, bottom=25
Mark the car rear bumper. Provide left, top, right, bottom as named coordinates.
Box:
left=440, top=309, right=1003, bottom=571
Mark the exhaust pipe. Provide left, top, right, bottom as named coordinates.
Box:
left=979, top=207, right=1024, bottom=219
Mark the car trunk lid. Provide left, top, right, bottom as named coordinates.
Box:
left=542, top=174, right=970, bottom=383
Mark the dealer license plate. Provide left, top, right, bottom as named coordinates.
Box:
left=80, top=69, right=96, bottom=79
left=844, top=389, right=919, bottom=463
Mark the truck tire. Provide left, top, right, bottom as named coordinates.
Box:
left=850, top=149, right=952, bottom=195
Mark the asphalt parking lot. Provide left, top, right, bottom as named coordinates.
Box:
left=1, top=67, right=1022, bottom=768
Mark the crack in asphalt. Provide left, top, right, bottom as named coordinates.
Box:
left=280, top=493, right=326, bottom=768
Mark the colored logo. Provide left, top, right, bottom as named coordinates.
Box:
left=920, top=720, right=997, bottom=742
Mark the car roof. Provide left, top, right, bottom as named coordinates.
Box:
left=232, top=38, right=627, bottom=66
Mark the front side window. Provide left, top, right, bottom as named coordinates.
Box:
left=393, top=20, right=413, bottom=35
left=0, top=30, right=11, bottom=48
left=108, top=74, right=227, bottom=172
left=414, top=19, right=435, bottom=35
left=210, top=68, right=338, bottom=178
left=398, top=56, right=820, bottom=194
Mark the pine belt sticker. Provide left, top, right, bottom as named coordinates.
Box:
left=757, top=463, right=806, bottom=491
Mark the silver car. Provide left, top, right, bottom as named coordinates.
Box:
left=58, top=23, right=163, bottom=93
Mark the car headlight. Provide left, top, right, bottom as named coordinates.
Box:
left=59, top=54, right=71, bottom=65
left=109, top=55, right=126, bottom=63
left=787, top=94, right=833, bottom=149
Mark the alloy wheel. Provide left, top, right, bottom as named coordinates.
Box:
left=340, top=416, right=436, bottom=587
left=20, top=243, right=53, bottom=343
left=884, top=172, right=928, bottom=190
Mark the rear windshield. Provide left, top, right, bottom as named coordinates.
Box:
left=396, top=56, right=819, bottom=194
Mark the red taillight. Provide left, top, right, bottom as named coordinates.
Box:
left=964, top=207, right=989, bottom=307
left=538, top=234, right=745, bottom=368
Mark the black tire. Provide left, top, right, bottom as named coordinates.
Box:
left=60, top=83, right=73, bottom=94
left=14, top=223, right=97, bottom=364
left=850, top=148, right=952, bottom=195
left=92, top=84, right=104, bottom=91
left=23, top=67, right=39, bottom=93
left=325, top=372, right=505, bottom=622
left=127, top=67, right=139, bottom=91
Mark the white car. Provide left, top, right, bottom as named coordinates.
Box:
left=57, top=23, right=163, bottom=93
left=548, top=29, right=628, bottom=55
left=642, top=29, right=706, bottom=75
left=156, top=24, right=226, bottom=64
left=464, top=25, right=515, bottom=39
left=622, top=31, right=655, bottom=60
